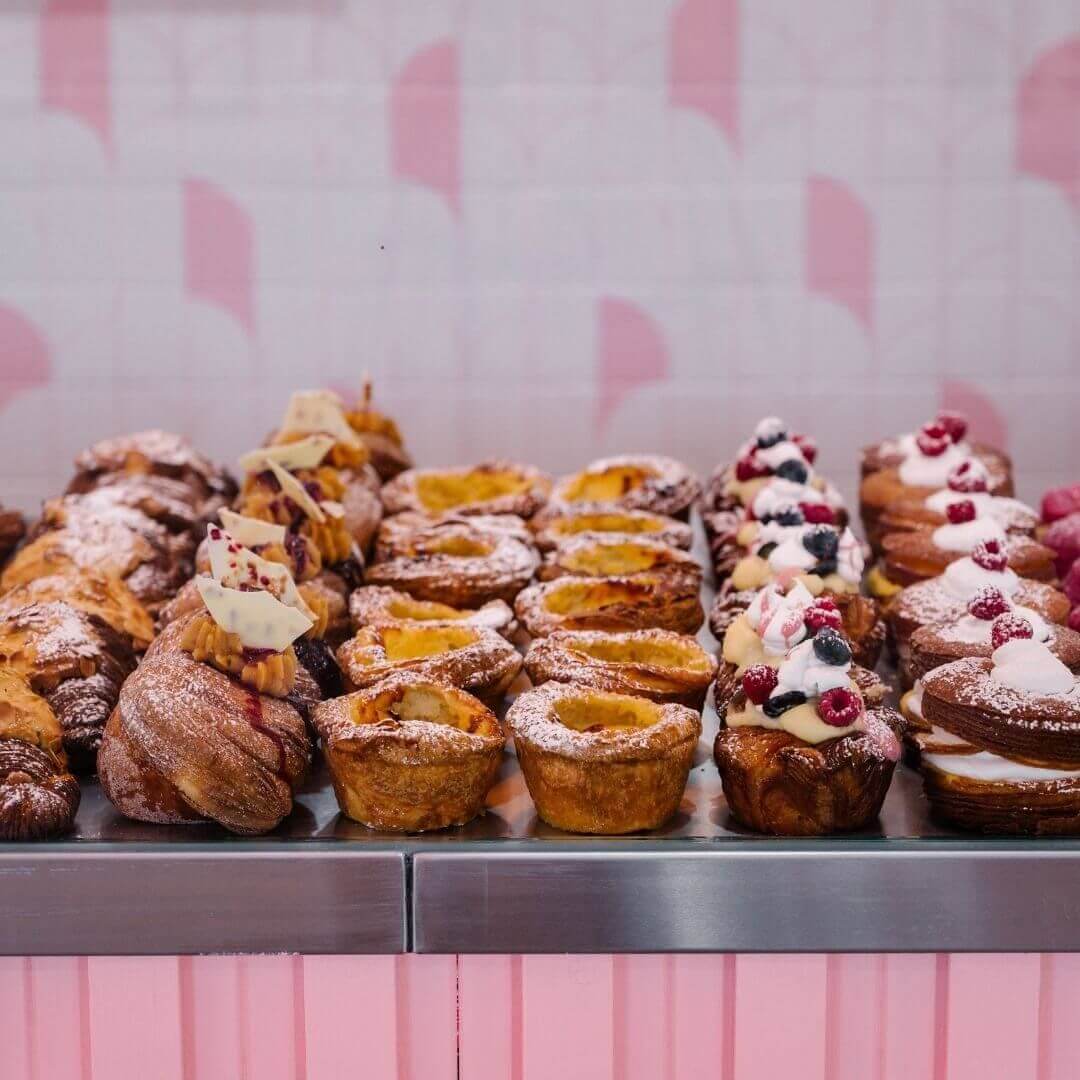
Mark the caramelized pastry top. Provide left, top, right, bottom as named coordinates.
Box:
left=382, top=461, right=552, bottom=519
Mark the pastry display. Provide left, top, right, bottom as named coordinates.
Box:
left=381, top=461, right=552, bottom=520
left=98, top=527, right=316, bottom=835
left=0, top=503, right=25, bottom=564
left=536, top=534, right=701, bottom=587
left=364, top=516, right=539, bottom=607
left=348, top=585, right=516, bottom=639
left=507, top=683, right=701, bottom=834
left=917, top=638, right=1080, bottom=833
left=524, top=628, right=717, bottom=709
left=550, top=455, right=700, bottom=522
left=314, top=672, right=503, bottom=832
left=714, top=620, right=902, bottom=835
left=342, top=378, right=414, bottom=482
left=336, top=623, right=522, bottom=706
left=530, top=505, right=693, bottom=553
left=515, top=573, right=704, bottom=638
left=375, top=511, right=533, bottom=561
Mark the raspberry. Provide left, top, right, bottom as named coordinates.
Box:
left=967, top=586, right=1010, bottom=621
left=971, top=539, right=1008, bottom=572
left=741, top=664, right=778, bottom=706
left=991, top=613, right=1034, bottom=650
left=936, top=410, right=968, bottom=443
left=800, top=502, right=836, bottom=525
left=792, top=433, right=818, bottom=465
left=735, top=456, right=769, bottom=483
left=1044, top=512, right=1080, bottom=579
left=811, top=595, right=839, bottom=611
left=947, top=460, right=988, bottom=494
left=1042, top=486, right=1080, bottom=525
left=922, top=421, right=949, bottom=440
left=818, top=687, right=862, bottom=727
left=1063, top=559, right=1080, bottom=607
left=946, top=499, right=977, bottom=524
left=916, top=428, right=949, bottom=457
left=804, top=605, right=843, bottom=633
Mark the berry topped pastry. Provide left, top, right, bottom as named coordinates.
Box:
left=917, top=638, right=1080, bottom=834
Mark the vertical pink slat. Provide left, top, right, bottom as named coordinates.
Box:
left=521, top=955, right=614, bottom=1080
left=181, top=955, right=244, bottom=1080
left=396, top=955, right=457, bottom=1080
left=880, top=954, right=939, bottom=1080
left=0, top=958, right=31, bottom=1080
left=1038, top=954, right=1080, bottom=1080
left=734, top=954, right=827, bottom=1080
left=458, top=955, right=517, bottom=1080
left=86, top=957, right=183, bottom=1080
left=613, top=954, right=671, bottom=1080
left=29, top=957, right=85, bottom=1080
left=237, top=954, right=301, bottom=1080
left=825, top=954, right=886, bottom=1080
left=946, top=953, right=1041, bottom=1080
left=671, top=954, right=734, bottom=1080
left=303, top=955, right=397, bottom=1080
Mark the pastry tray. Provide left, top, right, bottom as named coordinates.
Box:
left=5, top=529, right=1080, bottom=956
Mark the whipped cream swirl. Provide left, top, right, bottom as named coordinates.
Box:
left=990, top=639, right=1077, bottom=696
left=941, top=556, right=1019, bottom=599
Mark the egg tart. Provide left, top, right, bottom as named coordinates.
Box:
left=375, top=511, right=534, bottom=561
left=349, top=585, right=516, bottom=639
left=336, top=623, right=522, bottom=706
left=524, top=628, right=718, bottom=709
left=0, top=504, right=25, bottom=564
left=507, top=683, right=701, bottom=834
left=529, top=506, right=692, bottom=553
left=550, top=455, right=700, bottom=521
left=515, top=573, right=704, bottom=638
left=314, top=672, right=503, bottom=832
left=365, top=518, right=539, bottom=608
left=381, top=461, right=552, bottom=520
left=537, top=534, right=702, bottom=586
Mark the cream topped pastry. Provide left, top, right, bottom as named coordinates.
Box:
left=921, top=460, right=1035, bottom=530
left=723, top=418, right=837, bottom=507
left=883, top=413, right=972, bottom=471
left=276, top=389, right=363, bottom=450
left=730, top=524, right=864, bottom=595
left=940, top=540, right=1020, bottom=599
left=989, top=637, right=1076, bottom=696
left=721, top=580, right=819, bottom=671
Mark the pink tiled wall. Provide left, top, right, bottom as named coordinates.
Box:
left=0, top=2, right=1077, bottom=514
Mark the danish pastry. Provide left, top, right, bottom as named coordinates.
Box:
left=381, top=461, right=552, bottom=520
left=550, top=455, right=700, bottom=521
left=537, top=534, right=701, bottom=586
left=529, top=505, right=693, bottom=553
left=348, top=585, right=516, bottom=639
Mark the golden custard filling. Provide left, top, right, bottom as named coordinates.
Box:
left=355, top=684, right=499, bottom=736
left=386, top=596, right=474, bottom=622
left=370, top=624, right=480, bottom=663
left=550, top=512, right=666, bottom=538
left=560, top=543, right=664, bottom=576
left=0, top=670, right=65, bottom=762
left=415, top=469, right=532, bottom=513
left=721, top=616, right=780, bottom=673
left=567, top=635, right=709, bottom=671
left=180, top=612, right=297, bottom=697
left=419, top=534, right=494, bottom=559
left=543, top=579, right=650, bottom=614
left=554, top=693, right=662, bottom=733
left=730, top=555, right=856, bottom=597
left=561, top=465, right=655, bottom=503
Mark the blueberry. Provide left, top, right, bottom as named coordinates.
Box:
left=756, top=542, right=778, bottom=559
left=757, top=429, right=787, bottom=450
left=762, top=690, right=807, bottom=718
left=812, top=627, right=852, bottom=666
left=802, top=525, right=839, bottom=561
left=813, top=558, right=838, bottom=577
left=294, top=637, right=344, bottom=699
left=774, top=506, right=805, bottom=527
left=774, top=459, right=809, bottom=484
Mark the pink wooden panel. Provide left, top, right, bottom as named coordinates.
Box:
left=29, top=957, right=86, bottom=1080
left=733, top=954, right=828, bottom=1080
left=303, top=955, right=397, bottom=1080
left=0, top=958, right=31, bottom=1079
left=1038, top=953, right=1080, bottom=1080
left=521, top=955, right=614, bottom=1080
left=458, top=954, right=517, bottom=1080
left=181, top=955, right=243, bottom=1080
left=237, top=954, right=303, bottom=1080
left=880, top=953, right=940, bottom=1080
left=946, top=953, right=1042, bottom=1080
left=86, top=956, right=184, bottom=1080
left=825, top=954, right=886, bottom=1080
left=613, top=954, right=671, bottom=1080
left=396, top=955, right=458, bottom=1080
left=671, top=954, right=734, bottom=1080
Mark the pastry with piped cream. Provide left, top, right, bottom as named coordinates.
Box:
left=917, top=636, right=1080, bottom=834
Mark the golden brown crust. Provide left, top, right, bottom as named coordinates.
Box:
left=880, top=531, right=1057, bottom=588
left=344, top=394, right=414, bottom=481
left=714, top=710, right=901, bottom=835
left=910, top=622, right=1080, bottom=683
left=375, top=512, right=533, bottom=561
left=550, top=455, right=701, bottom=521
left=0, top=505, right=26, bottom=564
left=529, top=506, right=693, bottom=553
left=537, top=535, right=702, bottom=587
left=524, top=629, right=717, bottom=709
left=515, top=574, right=704, bottom=638
left=0, top=739, right=80, bottom=841
left=336, top=623, right=522, bottom=706
left=381, top=461, right=552, bottom=519
left=507, top=684, right=701, bottom=834
left=365, top=519, right=539, bottom=607
left=98, top=615, right=311, bottom=835
left=313, top=673, right=503, bottom=832
left=879, top=494, right=1037, bottom=545
left=860, top=439, right=1012, bottom=483
left=348, top=585, right=516, bottom=638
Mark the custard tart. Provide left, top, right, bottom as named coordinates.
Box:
left=550, top=455, right=700, bottom=521
left=537, top=535, right=702, bottom=586
left=336, top=623, right=522, bottom=705
left=349, top=585, right=516, bottom=639
left=530, top=506, right=692, bottom=553
left=515, top=573, right=704, bottom=638
left=365, top=518, right=538, bottom=608
left=524, top=628, right=717, bottom=709
left=376, top=511, right=534, bottom=561
left=314, top=672, right=503, bottom=832
left=507, top=683, right=701, bottom=834
left=381, top=461, right=552, bottom=519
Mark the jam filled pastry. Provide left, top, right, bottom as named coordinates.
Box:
left=549, top=455, right=701, bottom=522
left=529, top=505, right=693, bottom=554
left=507, top=683, right=701, bottom=834
left=381, top=461, right=552, bottom=520
left=98, top=527, right=315, bottom=835
left=536, top=534, right=702, bottom=588
left=0, top=503, right=25, bottom=564
left=314, top=672, right=504, bottom=832
left=917, top=637, right=1080, bottom=834
left=524, top=628, right=718, bottom=710
left=714, top=626, right=902, bottom=836
left=0, top=669, right=80, bottom=840
left=348, top=585, right=517, bottom=640
left=713, top=581, right=886, bottom=710
left=364, top=516, right=539, bottom=608
left=886, top=541, right=1071, bottom=684
left=342, top=378, right=414, bottom=483
left=709, top=524, right=885, bottom=669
